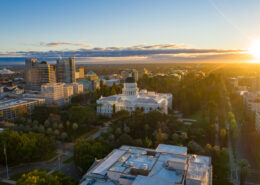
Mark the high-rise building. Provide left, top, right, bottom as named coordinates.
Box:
left=120, top=69, right=138, bottom=82
left=25, top=59, right=56, bottom=90
left=56, top=57, right=76, bottom=83
left=78, top=66, right=85, bottom=79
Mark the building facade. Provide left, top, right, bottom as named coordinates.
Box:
left=41, top=83, right=65, bottom=105
left=97, top=77, right=172, bottom=116
left=0, top=98, right=45, bottom=121
left=25, top=59, right=56, bottom=90
left=72, top=83, right=84, bottom=94
left=80, top=144, right=212, bottom=185
left=56, top=57, right=76, bottom=83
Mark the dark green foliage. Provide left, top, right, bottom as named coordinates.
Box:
left=16, top=170, right=77, bottom=185
left=73, top=139, right=111, bottom=172
left=0, top=130, right=56, bottom=165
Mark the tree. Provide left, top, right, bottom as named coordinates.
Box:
left=239, top=159, right=250, bottom=185
left=58, top=123, right=63, bottom=129
left=115, top=128, right=122, bottom=136
left=16, top=170, right=61, bottom=185
left=54, top=129, right=60, bottom=136
left=155, top=128, right=167, bottom=146
left=74, top=139, right=110, bottom=171
left=72, top=123, right=78, bottom=130
left=117, top=133, right=133, bottom=146
left=16, top=170, right=77, bottom=185
left=0, top=131, right=56, bottom=164
left=46, top=128, right=53, bottom=135
left=53, top=122, right=58, bottom=129
left=33, top=120, right=39, bottom=125
left=144, top=137, right=153, bottom=148
left=66, top=121, right=70, bottom=128
left=44, top=120, right=50, bottom=128
left=61, top=132, right=68, bottom=140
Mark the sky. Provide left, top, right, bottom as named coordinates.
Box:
left=1, top=0, right=260, bottom=63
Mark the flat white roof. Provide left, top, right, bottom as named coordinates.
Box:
left=92, top=149, right=125, bottom=176
left=156, top=144, right=187, bottom=155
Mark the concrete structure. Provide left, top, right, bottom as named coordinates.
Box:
left=56, top=57, right=76, bottom=83
left=121, top=69, right=138, bottom=82
left=25, top=59, right=56, bottom=90
left=41, top=83, right=65, bottom=105
left=97, top=77, right=172, bottom=116
left=80, top=144, right=212, bottom=185
left=0, top=98, right=45, bottom=121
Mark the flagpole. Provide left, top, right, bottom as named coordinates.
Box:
left=4, top=144, right=9, bottom=179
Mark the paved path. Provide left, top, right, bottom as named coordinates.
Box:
left=0, top=179, right=16, bottom=184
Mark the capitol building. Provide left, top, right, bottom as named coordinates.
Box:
left=97, top=77, right=172, bottom=116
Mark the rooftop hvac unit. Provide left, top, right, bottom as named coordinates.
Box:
left=142, top=164, right=148, bottom=170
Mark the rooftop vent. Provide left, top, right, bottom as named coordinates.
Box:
left=142, top=164, right=148, bottom=170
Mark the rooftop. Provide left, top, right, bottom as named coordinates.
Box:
left=80, top=144, right=212, bottom=185
left=0, top=98, right=44, bottom=109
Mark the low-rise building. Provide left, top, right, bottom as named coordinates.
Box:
left=80, top=144, right=212, bottom=185
left=0, top=98, right=45, bottom=121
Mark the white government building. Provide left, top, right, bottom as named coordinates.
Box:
left=97, top=77, right=172, bottom=116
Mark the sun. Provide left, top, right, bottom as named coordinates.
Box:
left=249, top=39, right=260, bottom=58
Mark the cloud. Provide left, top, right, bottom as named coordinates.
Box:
left=1, top=43, right=250, bottom=63
left=43, top=42, right=92, bottom=48
left=20, top=42, right=92, bottom=48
